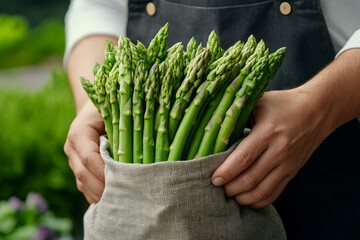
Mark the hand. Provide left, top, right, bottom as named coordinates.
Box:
left=64, top=101, right=106, bottom=204
left=212, top=89, right=330, bottom=208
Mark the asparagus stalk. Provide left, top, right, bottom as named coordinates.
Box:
left=195, top=40, right=266, bottom=157
left=184, top=37, right=199, bottom=71
left=206, top=30, right=224, bottom=64
left=168, top=48, right=211, bottom=141
left=117, top=36, right=133, bottom=163
left=207, top=40, right=243, bottom=73
left=147, top=23, right=169, bottom=65
left=214, top=56, right=269, bottom=153
left=167, top=42, right=185, bottom=104
left=106, top=62, right=120, bottom=160
left=155, top=43, right=184, bottom=161
left=168, top=41, right=246, bottom=161
left=185, top=83, right=227, bottom=160
left=103, top=40, right=117, bottom=75
left=229, top=47, right=287, bottom=145
left=132, top=60, right=148, bottom=164
left=143, top=61, right=160, bottom=164
left=80, top=77, right=99, bottom=110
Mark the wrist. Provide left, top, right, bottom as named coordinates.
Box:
left=296, top=48, right=360, bottom=135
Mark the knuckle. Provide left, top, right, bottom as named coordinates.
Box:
left=240, top=173, right=258, bottom=190
left=277, top=135, right=292, bottom=155
left=79, top=151, right=91, bottom=167
left=63, top=140, right=70, bottom=156
left=251, top=187, right=270, bottom=202
left=76, top=180, right=85, bottom=193
left=234, top=150, right=253, bottom=168
left=234, top=196, right=242, bottom=205
left=74, top=169, right=86, bottom=183
left=260, top=123, right=276, bottom=141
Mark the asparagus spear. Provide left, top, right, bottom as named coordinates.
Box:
left=168, top=48, right=211, bottom=141
left=147, top=23, right=169, bottom=65
left=229, top=47, right=287, bottom=145
left=136, top=40, right=148, bottom=61
left=143, top=61, right=160, bottom=164
left=213, top=56, right=269, bottom=153
left=184, top=37, right=199, bottom=67
left=167, top=42, right=185, bottom=103
left=106, top=62, right=120, bottom=160
left=117, top=36, right=133, bottom=163
left=195, top=40, right=266, bottom=157
left=207, top=40, right=243, bottom=73
left=132, top=60, right=148, bottom=164
left=206, top=30, right=224, bottom=64
left=168, top=41, right=246, bottom=160
left=155, top=43, right=184, bottom=161
left=80, top=77, right=99, bottom=110
left=103, top=40, right=117, bottom=75
left=185, top=83, right=227, bottom=160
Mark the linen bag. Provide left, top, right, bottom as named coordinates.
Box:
left=83, top=136, right=286, bottom=239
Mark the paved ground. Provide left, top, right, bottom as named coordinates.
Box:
left=0, top=60, right=63, bottom=91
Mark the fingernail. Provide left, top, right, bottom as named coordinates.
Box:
left=212, top=177, right=225, bottom=186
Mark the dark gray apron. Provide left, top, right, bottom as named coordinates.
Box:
left=127, top=1, right=360, bottom=239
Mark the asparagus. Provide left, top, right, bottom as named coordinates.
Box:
left=168, top=48, right=211, bottom=141
left=155, top=43, right=184, bottom=161
left=80, top=77, right=99, bottom=110
left=229, top=47, right=287, bottom=145
left=185, top=83, right=227, bottom=160
left=213, top=56, right=269, bottom=153
left=81, top=41, right=117, bottom=156
left=167, top=42, right=185, bottom=103
left=103, top=40, right=117, bottom=75
left=143, top=61, right=160, bottom=164
left=136, top=40, right=148, bottom=61
left=184, top=37, right=199, bottom=67
left=195, top=40, right=266, bottom=157
left=132, top=60, right=148, bottom=164
left=117, top=36, right=133, bottom=163
left=168, top=41, right=246, bottom=161
left=206, top=30, right=224, bottom=64
left=207, top=40, right=243, bottom=73
left=106, top=62, right=120, bottom=160
left=147, top=23, right=169, bottom=65
left=154, top=59, right=168, bottom=133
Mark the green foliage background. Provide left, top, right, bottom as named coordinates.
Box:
left=0, top=1, right=89, bottom=238
left=0, top=69, right=88, bottom=238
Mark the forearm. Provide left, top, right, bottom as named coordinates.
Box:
left=298, top=48, right=360, bottom=135
left=65, top=35, right=118, bottom=113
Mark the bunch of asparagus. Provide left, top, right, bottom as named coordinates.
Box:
left=81, top=23, right=286, bottom=163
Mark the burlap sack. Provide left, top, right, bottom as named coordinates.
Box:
left=83, top=136, right=286, bottom=239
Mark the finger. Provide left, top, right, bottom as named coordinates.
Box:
left=233, top=166, right=289, bottom=206
left=212, top=128, right=269, bottom=186
left=68, top=129, right=105, bottom=182
left=76, top=179, right=101, bottom=204
left=250, top=177, right=290, bottom=209
left=224, top=150, right=277, bottom=197
left=82, top=151, right=105, bottom=183
left=69, top=154, right=105, bottom=201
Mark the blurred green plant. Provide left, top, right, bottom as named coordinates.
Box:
left=0, top=68, right=87, bottom=238
left=0, top=14, right=65, bottom=69
left=0, top=192, right=73, bottom=240
left=0, top=14, right=28, bottom=52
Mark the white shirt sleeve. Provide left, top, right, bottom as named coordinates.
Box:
left=64, top=0, right=128, bottom=65
left=337, top=29, right=360, bottom=57
left=320, top=1, right=360, bottom=57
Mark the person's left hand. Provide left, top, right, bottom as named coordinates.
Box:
left=211, top=89, right=331, bottom=208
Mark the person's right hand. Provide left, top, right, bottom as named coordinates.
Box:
left=64, top=101, right=106, bottom=204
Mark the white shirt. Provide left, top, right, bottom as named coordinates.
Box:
left=64, top=0, right=360, bottom=63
